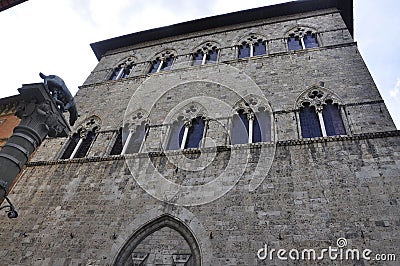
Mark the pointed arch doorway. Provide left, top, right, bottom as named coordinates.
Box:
left=114, top=214, right=202, bottom=265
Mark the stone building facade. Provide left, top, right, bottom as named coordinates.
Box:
left=1, top=0, right=399, bottom=265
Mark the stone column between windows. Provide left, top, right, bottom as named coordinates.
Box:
left=201, top=53, right=207, bottom=65
left=156, top=59, right=164, bottom=73
left=285, top=38, right=289, bottom=51
left=265, top=41, right=268, bottom=55
left=295, top=110, right=302, bottom=139
left=180, top=121, right=191, bottom=150
left=201, top=119, right=208, bottom=148
left=249, top=43, right=254, bottom=57
left=225, top=116, right=232, bottom=145
left=317, top=110, right=327, bottom=137
left=70, top=132, right=85, bottom=159
left=300, top=37, right=306, bottom=50
left=247, top=113, right=254, bottom=144
left=317, top=33, right=322, bottom=47
left=121, top=130, right=133, bottom=155
left=116, top=67, right=124, bottom=80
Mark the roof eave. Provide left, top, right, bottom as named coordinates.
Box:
left=90, top=0, right=353, bottom=61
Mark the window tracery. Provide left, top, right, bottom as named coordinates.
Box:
left=192, top=42, right=219, bottom=65
left=110, top=57, right=135, bottom=80
left=238, top=34, right=267, bottom=58
left=287, top=27, right=319, bottom=51
left=61, top=116, right=101, bottom=159
left=148, top=50, right=175, bottom=73
left=296, top=87, right=346, bottom=138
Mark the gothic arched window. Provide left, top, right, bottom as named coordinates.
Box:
left=167, top=117, right=206, bottom=150
left=109, top=58, right=135, bottom=80
left=288, top=28, right=319, bottom=51
left=192, top=43, right=219, bottom=66
left=298, top=89, right=346, bottom=138
left=110, top=64, right=134, bottom=80
left=61, top=127, right=97, bottom=159
left=238, top=36, right=267, bottom=58
left=231, top=108, right=270, bottom=144
left=148, top=52, right=175, bottom=73
left=60, top=116, right=101, bottom=159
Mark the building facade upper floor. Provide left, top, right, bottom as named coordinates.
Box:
left=30, top=0, right=398, bottom=162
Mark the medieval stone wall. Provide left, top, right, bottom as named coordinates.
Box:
left=1, top=134, right=399, bottom=265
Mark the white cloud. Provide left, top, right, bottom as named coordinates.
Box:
left=389, top=79, right=400, bottom=99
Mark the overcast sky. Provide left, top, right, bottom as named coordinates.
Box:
left=0, top=0, right=399, bottom=128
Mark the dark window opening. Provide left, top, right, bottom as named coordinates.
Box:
left=253, top=116, right=262, bottom=143
left=255, top=108, right=271, bottom=143
left=300, top=103, right=322, bottom=138
left=231, top=109, right=249, bottom=144
left=304, top=32, right=318, bottom=48
left=160, top=56, right=174, bottom=71
left=185, top=117, right=205, bottom=149
left=110, top=129, right=123, bottom=155
left=192, top=51, right=203, bottom=66
left=61, top=133, right=80, bottom=159
left=206, top=48, right=218, bottom=63
left=74, top=130, right=96, bottom=158
left=238, top=43, right=251, bottom=58
left=167, top=120, right=184, bottom=150
left=121, top=65, right=133, bottom=79
left=253, top=40, right=266, bottom=56
left=288, top=36, right=302, bottom=51
left=110, top=67, right=122, bottom=80
left=176, top=117, right=205, bottom=150
left=149, top=58, right=161, bottom=73
left=322, top=101, right=346, bottom=136
left=231, top=109, right=270, bottom=144
left=178, top=123, right=185, bottom=148
left=110, top=65, right=134, bottom=80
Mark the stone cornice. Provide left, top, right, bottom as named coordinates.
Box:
left=27, top=130, right=400, bottom=167
left=276, top=130, right=400, bottom=146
